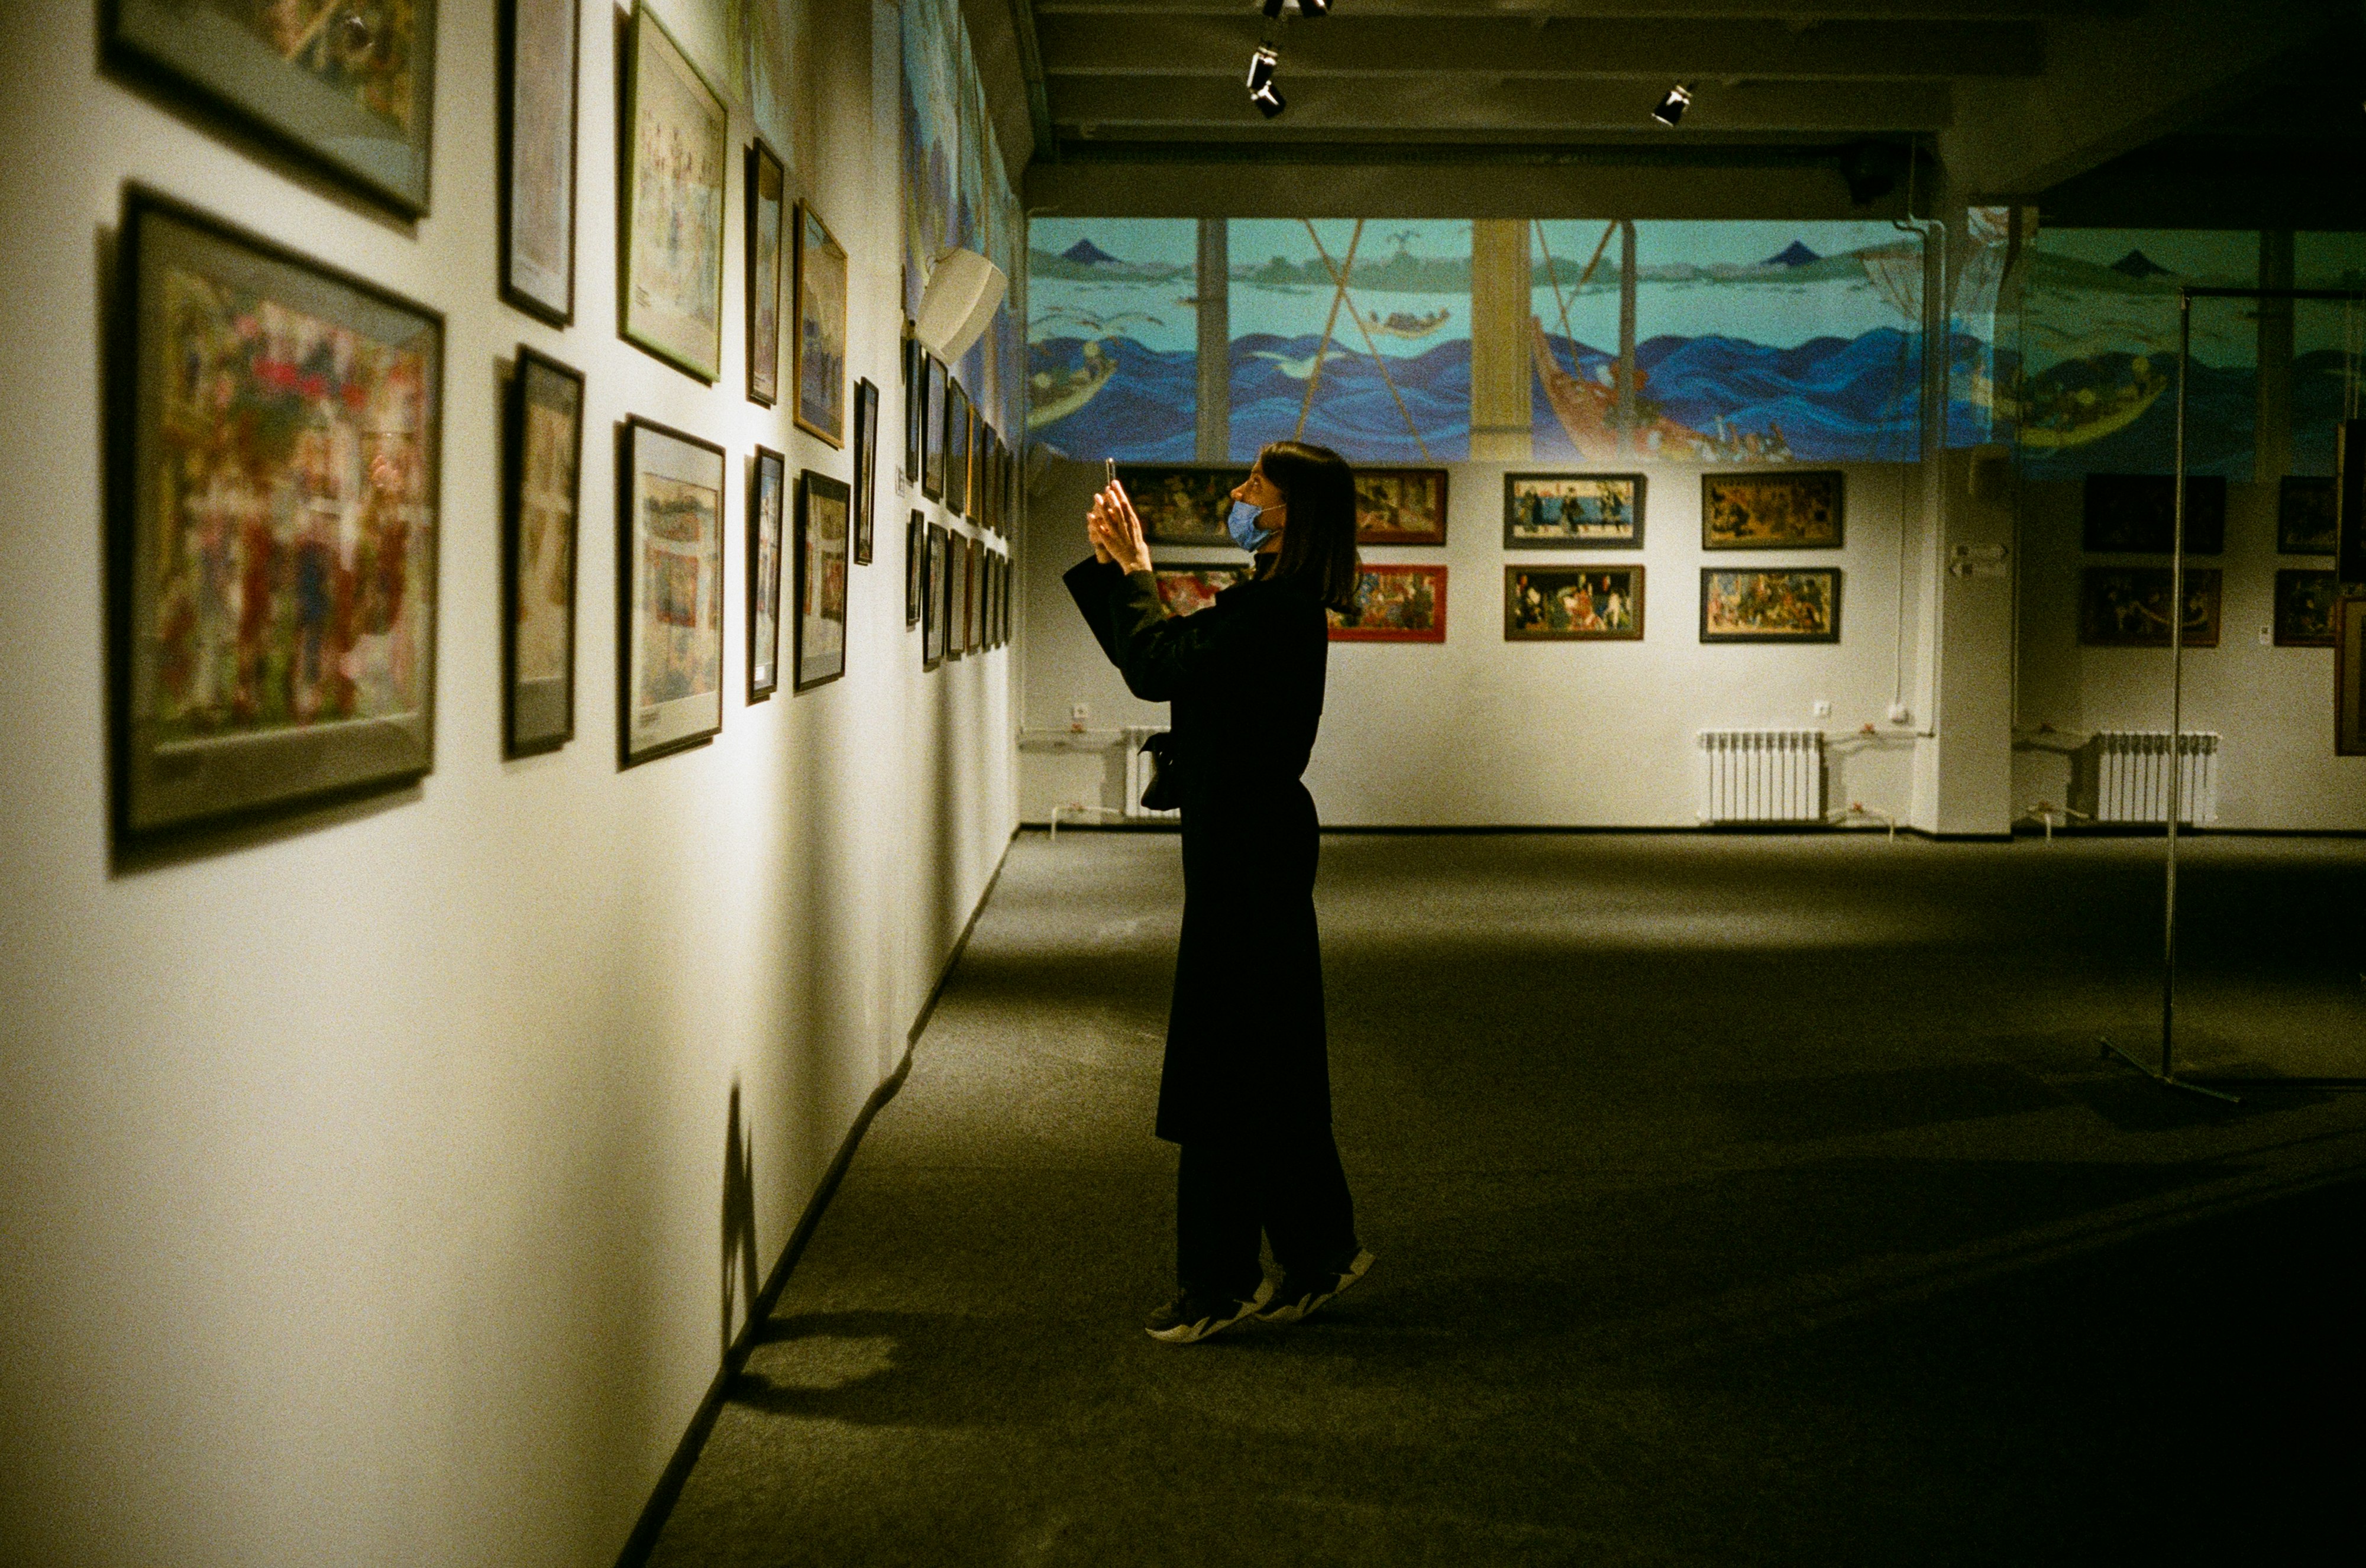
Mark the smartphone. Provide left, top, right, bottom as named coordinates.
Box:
left=1104, top=457, right=1118, bottom=490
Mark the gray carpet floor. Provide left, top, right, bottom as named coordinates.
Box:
left=647, top=832, right=2366, bottom=1567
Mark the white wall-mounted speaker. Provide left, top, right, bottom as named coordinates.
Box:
left=914, top=248, right=1008, bottom=364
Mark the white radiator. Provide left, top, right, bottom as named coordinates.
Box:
left=1699, top=730, right=1827, bottom=824
left=2092, top=730, right=2219, bottom=825
left=1123, top=726, right=1178, bottom=820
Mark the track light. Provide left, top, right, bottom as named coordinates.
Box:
left=1264, top=0, right=1330, bottom=15
left=1247, top=44, right=1285, bottom=118
left=1651, top=82, right=1693, bottom=128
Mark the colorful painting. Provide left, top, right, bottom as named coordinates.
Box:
left=1700, top=569, right=1842, bottom=643
left=2280, top=476, right=2338, bottom=554
left=1505, top=473, right=1644, bottom=549
left=505, top=347, right=582, bottom=755
left=621, top=7, right=725, bottom=380
left=622, top=418, right=725, bottom=765
left=1357, top=468, right=1448, bottom=545
left=1331, top=564, right=1447, bottom=643
left=1702, top=471, right=1843, bottom=550
left=923, top=522, right=948, bottom=668
left=923, top=355, right=948, bottom=501
left=794, top=202, right=848, bottom=445
left=2081, top=474, right=2227, bottom=554
left=109, top=0, right=437, bottom=214
left=116, top=193, right=441, bottom=839
left=500, top=0, right=576, bottom=322
left=1155, top=567, right=1251, bottom=617
left=1505, top=567, right=1643, bottom=641
left=748, top=445, right=784, bottom=699
left=945, top=382, right=971, bottom=516
left=795, top=471, right=851, bottom=689
left=903, top=333, right=924, bottom=484
left=1119, top=464, right=1247, bottom=546
left=853, top=379, right=880, bottom=563
left=905, top=510, right=925, bottom=626
left=2077, top=567, right=2222, bottom=648
left=947, top=529, right=969, bottom=658
left=2273, top=570, right=2339, bottom=647
left=745, top=140, right=784, bottom=405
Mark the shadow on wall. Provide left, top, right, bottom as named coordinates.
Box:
left=722, top=1081, right=760, bottom=1357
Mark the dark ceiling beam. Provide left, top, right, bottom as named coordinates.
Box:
left=1008, top=0, right=1058, bottom=161
left=1049, top=75, right=1951, bottom=134
left=1036, top=15, right=2042, bottom=80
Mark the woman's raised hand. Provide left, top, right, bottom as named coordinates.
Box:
left=1088, top=481, right=1153, bottom=575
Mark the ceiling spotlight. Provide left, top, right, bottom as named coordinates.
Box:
left=1247, top=44, right=1286, bottom=118
left=1651, top=82, right=1694, bottom=128
left=1265, top=0, right=1330, bottom=15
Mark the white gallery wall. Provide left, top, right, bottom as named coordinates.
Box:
left=0, top=2, right=1014, bottom=1564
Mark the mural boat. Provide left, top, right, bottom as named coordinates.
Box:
left=1528, top=318, right=1755, bottom=461
left=2014, top=357, right=2170, bottom=450
left=1365, top=308, right=1450, bottom=340
left=1028, top=341, right=1117, bottom=431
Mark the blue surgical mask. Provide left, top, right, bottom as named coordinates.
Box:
left=1227, top=499, right=1276, bottom=553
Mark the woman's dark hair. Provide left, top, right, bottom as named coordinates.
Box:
left=1253, top=441, right=1362, bottom=612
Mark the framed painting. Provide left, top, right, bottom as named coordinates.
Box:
left=1330, top=565, right=1447, bottom=644
left=976, top=427, right=998, bottom=533
left=793, top=202, right=849, bottom=446
left=2274, top=569, right=2339, bottom=648
left=967, top=538, right=984, bottom=652
left=618, top=417, right=725, bottom=766
left=903, top=331, right=923, bottom=484
left=794, top=471, right=851, bottom=691
left=504, top=347, right=584, bottom=756
left=744, top=140, right=784, bottom=406
left=945, top=531, right=967, bottom=660
left=747, top=445, right=786, bottom=700
left=1700, top=568, right=1842, bottom=643
left=852, top=378, right=880, bottom=564
left=1505, top=566, right=1644, bottom=641
left=1356, top=468, right=1449, bottom=546
left=922, top=354, right=947, bottom=502
left=1702, top=471, right=1842, bottom=551
left=112, top=190, right=442, bottom=842
left=2339, top=421, right=2366, bottom=590
left=1155, top=567, right=1250, bottom=618
left=2338, top=596, right=2366, bottom=755
left=2077, top=567, right=2221, bottom=648
left=2080, top=474, right=2226, bottom=555
left=1121, top=464, right=1248, bottom=547
left=620, top=5, right=725, bottom=382
left=106, top=0, right=437, bottom=216
left=499, top=0, right=577, bottom=323
left=923, top=522, right=948, bottom=668
left=945, top=382, right=971, bottom=518
left=1002, top=551, right=1015, bottom=645
left=2278, top=476, right=2337, bottom=555
left=905, top=510, right=925, bottom=626
left=1505, top=473, right=1644, bottom=549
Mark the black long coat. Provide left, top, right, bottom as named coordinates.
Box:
left=1065, top=557, right=1333, bottom=1146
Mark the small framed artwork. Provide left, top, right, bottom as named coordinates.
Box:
left=504, top=347, right=586, bottom=755
left=976, top=427, right=998, bottom=533
left=794, top=471, right=852, bottom=691
left=499, top=0, right=578, bottom=324
left=2339, top=421, right=2366, bottom=589
left=107, top=0, right=438, bottom=216
left=945, top=382, right=972, bottom=517
left=922, top=355, right=947, bottom=502
left=1505, top=473, right=1644, bottom=549
left=905, top=510, right=926, bottom=626
left=965, top=537, right=983, bottom=654
left=1120, top=465, right=1250, bottom=546
left=2338, top=596, right=2366, bottom=755
left=2278, top=476, right=2338, bottom=555
left=620, top=5, right=726, bottom=382
left=1330, top=565, right=1447, bottom=643
left=946, top=532, right=968, bottom=659
left=2274, top=569, right=2339, bottom=648
left=747, top=445, right=786, bottom=700
left=2080, top=474, right=2226, bottom=554
left=852, top=378, right=880, bottom=564
left=744, top=139, right=784, bottom=405
left=1155, top=567, right=1250, bottom=617
left=903, top=331, right=924, bottom=483
left=112, top=190, right=443, bottom=842
left=793, top=202, right=849, bottom=446
left=1505, top=566, right=1643, bottom=641
left=923, top=522, right=948, bottom=668
left=619, top=416, right=726, bottom=767
left=1702, top=471, right=1843, bottom=551
left=1700, top=568, right=1843, bottom=643
left=1357, top=468, right=1449, bottom=545
left=1002, top=552, right=1016, bottom=645
left=2076, top=567, right=2221, bottom=648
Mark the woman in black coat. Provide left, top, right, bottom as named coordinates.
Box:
left=1065, top=441, right=1376, bottom=1344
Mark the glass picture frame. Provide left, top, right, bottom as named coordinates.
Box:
left=2338, top=594, right=2366, bottom=755
left=2080, top=474, right=2226, bottom=555
left=2273, top=568, right=2339, bottom=648
left=619, top=4, right=726, bottom=382
left=922, top=354, right=947, bottom=502
left=112, top=189, right=444, bottom=843
left=499, top=0, right=577, bottom=324
left=945, top=382, right=971, bottom=518
left=905, top=510, right=926, bottom=627
left=744, top=139, right=785, bottom=406
left=1358, top=468, right=1450, bottom=546
left=2278, top=476, right=2338, bottom=555
left=1701, top=568, right=1843, bottom=643
left=903, top=329, right=924, bottom=484
left=793, top=202, right=849, bottom=447
left=923, top=522, right=948, bottom=668
left=1702, top=471, right=1843, bottom=551
left=852, top=378, right=880, bottom=564
left=504, top=346, right=584, bottom=755
left=1330, top=565, right=1447, bottom=644
left=1505, top=565, right=1644, bottom=641
left=1119, top=465, right=1249, bottom=546
left=794, top=470, right=851, bottom=691
left=1504, top=473, right=1644, bottom=549
left=2077, top=567, right=2220, bottom=648
left=748, top=445, right=786, bottom=700
left=106, top=0, right=438, bottom=216
left=619, top=416, right=727, bottom=766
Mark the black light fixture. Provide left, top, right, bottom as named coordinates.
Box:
left=1651, top=83, right=1693, bottom=128
left=1247, top=43, right=1285, bottom=118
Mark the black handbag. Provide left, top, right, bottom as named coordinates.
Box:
left=1139, top=730, right=1184, bottom=812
